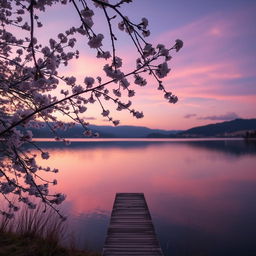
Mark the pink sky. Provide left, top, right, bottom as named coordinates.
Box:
left=32, top=1, right=256, bottom=129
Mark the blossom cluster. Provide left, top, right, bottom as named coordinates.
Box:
left=0, top=0, right=183, bottom=218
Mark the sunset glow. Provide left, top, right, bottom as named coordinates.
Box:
left=1, top=1, right=256, bottom=255
left=37, top=0, right=256, bottom=130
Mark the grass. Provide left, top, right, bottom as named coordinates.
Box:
left=0, top=204, right=100, bottom=256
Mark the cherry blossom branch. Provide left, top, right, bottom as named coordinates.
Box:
left=102, top=5, right=117, bottom=68
left=0, top=0, right=183, bottom=218
left=28, top=0, right=39, bottom=74
left=0, top=58, right=154, bottom=136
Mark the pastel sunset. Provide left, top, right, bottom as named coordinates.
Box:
left=35, top=0, right=256, bottom=130
left=1, top=1, right=256, bottom=255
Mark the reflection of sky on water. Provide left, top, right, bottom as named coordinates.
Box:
left=70, top=210, right=109, bottom=251
left=153, top=182, right=256, bottom=255
left=7, top=140, right=256, bottom=255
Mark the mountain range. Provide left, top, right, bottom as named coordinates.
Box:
left=30, top=118, right=256, bottom=138
left=148, top=118, right=256, bottom=138
left=30, top=124, right=180, bottom=138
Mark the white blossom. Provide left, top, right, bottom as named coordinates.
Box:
left=175, top=39, right=183, bottom=52
left=156, top=62, right=170, bottom=78
left=72, top=85, right=83, bottom=94
left=103, top=64, right=124, bottom=80
left=84, top=77, right=95, bottom=88
left=141, top=18, right=148, bottom=29
left=133, top=111, right=144, bottom=119
left=1, top=181, right=16, bottom=194
left=102, top=110, right=110, bottom=116
left=79, top=106, right=87, bottom=113
left=169, top=95, right=178, bottom=104
left=83, top=130, right=92, bottom=136
left=113, top=89, right=121, bottom=97
left=50, top=193, right=66, bottom=205
left=113, top=120, right=120, bottom=126
left=134, top=75, right=147, bottom=86
left=65, top=76, right=76, bottom=85
left=97, top=51, right=111, bottom=59
left=94, top=0, right=109, bottom=8
left=118, top=21, right=125, bottom=31
left=88, top=34, right=104, bottom=48
left=41, top=152, right=50, bottom=159
left=143, top=43, right=156, bottom=57
left=113, top=57, right=122, bottom=68
left=128, top=90, right=135, bottom=97
left=142, top=30, right=150, bottom=37
left=120, top=78, right=130, bottom=88
left=81, top=8, right=94, bottom=18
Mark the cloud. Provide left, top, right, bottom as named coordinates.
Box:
left=184, top=114, right=197, bottom=119
left=198, top=112, right=240, bottom=121
left=84, top=117, right=96, bottom=120
left=157, top=5, right=256, bottom=98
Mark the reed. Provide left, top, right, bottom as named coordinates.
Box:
left=2, top=204, right=64, bottom=238
left=0, top=203, right=101, bottom=255
left=0, top=203, right=67, bottom=255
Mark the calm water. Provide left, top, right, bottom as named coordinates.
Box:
left=14, top=139, right=256, bottom=255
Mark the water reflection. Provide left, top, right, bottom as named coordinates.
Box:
left=63, top=210, right=109, bottom=251
left=6, top=140, right=256, bottom=255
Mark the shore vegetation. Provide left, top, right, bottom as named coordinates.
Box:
left=0, top=203, right=100, bottom=256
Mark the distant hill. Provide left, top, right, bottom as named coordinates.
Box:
left=179, top=118, right=256, bottom=137
left=25, top=118, right=256, bottom=138
left=90, top=125, right=180, bottom=138
left=147, top=118, right=256, bottom=138
left=30, top=124, right=181, bottom=138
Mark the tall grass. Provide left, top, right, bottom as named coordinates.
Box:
left=1, top=202, right=66, bottom=240
left=0, top=203, right=101, bottom=256
left=0, top=203, right=67, bottom=256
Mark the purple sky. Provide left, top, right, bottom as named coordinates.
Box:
left=36, top=0, right=256, bottom=129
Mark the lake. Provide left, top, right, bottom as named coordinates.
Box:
left=9, top=139, right=256, bottom=255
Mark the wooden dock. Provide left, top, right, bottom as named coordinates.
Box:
left=102, top=193, right=164, bottom=256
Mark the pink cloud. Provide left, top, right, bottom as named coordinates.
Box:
left=148, top=6, right=256, bottom=120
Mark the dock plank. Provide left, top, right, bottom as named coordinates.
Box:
left=102, top=193, right=164, bottom=256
